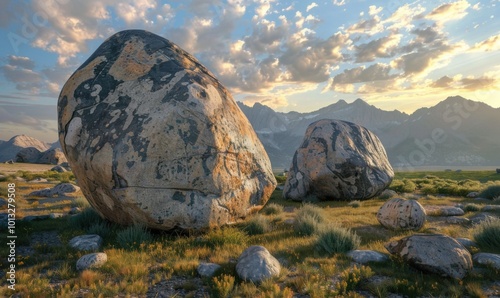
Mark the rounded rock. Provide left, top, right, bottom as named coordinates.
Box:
left=377, top=198, right=426, bottom=230
left=76, top=252, right=108, bottom=271
left=236, top=246, right=281, bottom=283
left=58, top=30, right=276, bottom=231
left=283, top=119, right=393, bottom=201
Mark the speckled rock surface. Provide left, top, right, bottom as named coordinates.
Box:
left=377, top=198, right=426, bottom=230
left=473, top=253, right=500, bottom=270
left=347, top=250, right=389, bottom=264
left=386, top=234, right=473, bottom=279
left=283, top=119, right=393, bottom=201
left=69, top=234, right=103, bottom=251
left=236, top=246, right=281, bottom=283
left=76, top=253, right=107, bottom=271
left=58, top=30, right=276, bottom=231
left=197, top=262, right=221, bottom=277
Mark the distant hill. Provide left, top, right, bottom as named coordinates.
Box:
left=0, top=135, right=51, bottom=162
left=239, top=96, right=500, bottom=169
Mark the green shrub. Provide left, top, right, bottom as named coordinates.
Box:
left=390, top=179, right=416, bottom=193
left=262, top=203, right=284, bottom=215
left=348, top=200, right=361, bottom=208
left=116, top=224, right=153, bottom=250
left=211, top=274, right=235, bottom=298
left=73, top=196, right=90, bottom=209
left=294, top=213, right=320, bottom=236
left=463, top=204, right=481, bottom=213
left=203, top=227, right=248, bottom=248
left=335, top=265, right=374, bottom=295
left=479, top=185, right=500, bottom=200
left=87, top=222, right=112, bottom=239
left=69, top=208, right=103, bottom=230
left=296, top=204, right=326, bottom=223
left=315, top=224, right=360, bottom=255
left=275, top=175, right=287, bottom=184
left=293, top=204, right=326, bottom=236
left=473, top=218, right=500, bottom=252
left=244, top=214, right=271, bottom=235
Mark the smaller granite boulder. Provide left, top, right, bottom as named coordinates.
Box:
left=377, top=198, right=426, bottom=230
left=283, top=120, right=393, bottom=201
left=236, top=246, right=281, bottom=283
left=482, top=205, right=500, bottom=212
left=197, top=262, right=221, bottom=278
left=69, top=235, right=103, bottom=251
left=379, top=189, right=398, bottom=199
left=347, top=250, right=389, bottom=264
left=76, top=252, right=107, bottom=271
left=473, top=253, right=500, bottom=270
left=385, top=234, right=473, bottom=279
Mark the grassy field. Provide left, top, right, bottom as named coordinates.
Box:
left=1, top=169, right=500, bottom=297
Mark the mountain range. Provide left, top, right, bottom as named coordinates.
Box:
left=1, top=96, right=498, bottom=169
left=238, top=96, right=500, bottom=170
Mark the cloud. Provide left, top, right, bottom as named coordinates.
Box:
left=306, top=2, right=318, bottom=12
left=469, top=34, right=500, bottom=52
left=368, top=5, right=383, bottom=16
left=116, top=0, right=156, bottom=25
left=255, top=0, right=272, bottom=18
left=7, top=56, right=35, bottom=70
left=332, top=63, right=396, bottom=84
left=354, top=33, right=402, bottom=62
left=0, top=102, right=56, bottom=133
left=244, top=19, right=288, bottom=54
left=332, top=0, right=346, bottom=6
left=426, top=0, right=470, bottom=23
left=347, top=16, right=384, bottom=35
left=383, top=3, right=425, bottom=30
left=430, top=75, right=498, bottom=91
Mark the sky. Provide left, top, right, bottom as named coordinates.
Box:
left=0, top=0, right=499, bottom=142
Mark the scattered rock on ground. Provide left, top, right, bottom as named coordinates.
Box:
left=379, top=189, right=398, bottom=198
left=425, top=206, right=465, bottom=216
left=385, top=234, right=473, bottom=279
left=347, top=250, right=389, bottom=264
left=470, top=213, right=498, bottom=225
left=377, top=198, right=426, bottom=230
left=446, top=216, right=470, bottom=225
left=481, top=205, right=500, bottom=212
left=473, top=253, right=500, bottom=270
left=456, top=238, right=478, bottom=252
left=23, top=215, right=50, bottom=222
left=283, top=119, right=393, bottom=201
left=28, top=188, right=53, bottom=197
left=69, top=235, right=103, bottom=251
left=69, top=207, right=81, bottom=214
left=52, top=183, right=80, bottom=196
left=38, top=148, right=68, bottom=165
left=29, top=178, right=49, bottom=183
left=51, top=165, right=67, bottom=173
left=197, top=263, right=221, bottom=278
left=76, top=253, right=107, bottom=271
left=236, top=246, right=281, bottom=283
left=50, top=213, right=64, bottom=219
left=58, top=29, right=276, bottom=231
left=467, top=192, right=480, bottom=198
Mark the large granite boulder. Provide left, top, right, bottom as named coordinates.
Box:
left=58, top=30, right=276, bottom=231
left=377, top=198, right=426, bottom=230
left=283, top=120, right=393, bottom=201
left=385, top=234, right=473, bottom=279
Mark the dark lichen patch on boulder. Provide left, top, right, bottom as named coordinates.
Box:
left=58, top=29, right=276, bottom=231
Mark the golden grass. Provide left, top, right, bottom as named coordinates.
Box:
left=2, top=171, right=500, bottom=297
